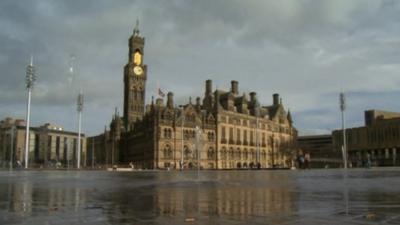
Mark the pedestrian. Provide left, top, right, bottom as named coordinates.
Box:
left=298, top=155, right=304, bottom=169
left=304, top=152, right=311, bottom=169
left=366, top=153, right=371, bottom=169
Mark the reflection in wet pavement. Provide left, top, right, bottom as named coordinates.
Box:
left=0, top=169, right=399, bottom=224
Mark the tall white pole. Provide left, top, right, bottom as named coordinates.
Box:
left=195, top=126, right=202, bottom=174
left=92, top=139, right=94, bottom=169
left=181, top=106, right=185, bottom=170
left=340, top=92, right=348, bottom=169
left=77, top=92, right=83, bottom=169
left=10, top=126, right=15, bottom=170
left=255, top=102, right=260, bottom=168
left=77, top=110, right=82, bottom=169
left=24, top=90, right=31, bottom=169
left=24, top=56, right=36, bottom=169
left=256, top=108, right=260, bottom=165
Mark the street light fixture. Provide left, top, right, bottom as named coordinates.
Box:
left=8, top=125, right=16, bottom=170
left=340, top=92, right=348, bottom=169
left=77, top=91, right=84, bottom=169
left=255, top=101, right=261, bottom=169
left=24, top=56, right=36, bottom=169
left=180, top=105, right=185, bottom=170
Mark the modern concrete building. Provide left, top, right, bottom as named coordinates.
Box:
left=0, top=117, right=87, bottom=168
left=332, top=110, right=400, bottom=167
left=297, top=134, right=342, bottom=168
left=88, top=23, right=297, bottom=169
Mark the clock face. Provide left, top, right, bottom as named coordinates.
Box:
left=134, top=66, right=143, bottom=75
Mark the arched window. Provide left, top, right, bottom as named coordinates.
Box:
left=262, top=150, right=266, bottom=160
left=252, top=150, right=256, bottom=160
left=184, top=145, right=191, bottom=159
left=207, top=147, right=215, bottom=160
left=164, top=128, right=168, bottom=138
left=229, top=148, right=234, bottom=160
left=163, top=144, right=172, bottom=159
left=236, top=148, right=241, bottom=160
left=221, top=147, right=227, bottom=160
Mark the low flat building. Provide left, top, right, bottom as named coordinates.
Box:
left=332, top=110, right=400, bottom=167
left=297, top=134, right=342, bottom=168
left=0, top=117, right=87, bottom=168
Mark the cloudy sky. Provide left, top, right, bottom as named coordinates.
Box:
left=1, top=0, right=400, bottom=136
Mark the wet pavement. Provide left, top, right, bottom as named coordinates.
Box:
left=0, top=168, right=399, bottom=225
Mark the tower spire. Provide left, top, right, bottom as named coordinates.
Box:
left=133, top=18, right=140, bottom=36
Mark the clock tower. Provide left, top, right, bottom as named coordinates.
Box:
left=123, top=20, right=147, bottom=131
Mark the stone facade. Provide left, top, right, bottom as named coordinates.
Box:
left=88, top=24, right=297, bottom=169
left=333, top=109, right=400, bottom=167
left=0, top=117, right=87, bottom=168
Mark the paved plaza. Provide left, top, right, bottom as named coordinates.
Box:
left=0, top=169, right=399, bottom=225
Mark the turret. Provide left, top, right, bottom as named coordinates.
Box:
left=205, top=79, right=212, bottom=96
left=231, top=80, right=239, bottom=95
left=167, top=92, right=174, bottom=109
left=273, top=93, right=279, bottom=106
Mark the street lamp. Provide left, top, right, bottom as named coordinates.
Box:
left=8, top=125, right=16, bottom=170
left=340, top=92, right=348, bottom=169
left=195, top=126, right=202, bottom=169
left=255, top=101, right=261, bottom=169
left=24, top=56, right=36, bottom=169
left=77, top=91, right=84, bottom=169
left=180, top=106, right=185, bottom=170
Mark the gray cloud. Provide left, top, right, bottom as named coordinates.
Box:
left=1, top=0, right=400, bottom=136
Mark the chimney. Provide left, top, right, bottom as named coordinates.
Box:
left=250, top=92, right=257, bottom=102
left=196, top=97, right=201, bottom=106
left=273, top=93, right=279, bottom=106
left=231, top=80, right=239, bottom=95
left=196, top=97, right=201, bottom=111
left=167, top=92, right=174, bottom=108
left=205, top=80, right=212, bottom=95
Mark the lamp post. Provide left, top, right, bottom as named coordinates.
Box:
left=24, top=56, right=36, bottom=169
left=77, top=92, right=84, bottom=169
left=340, top=92, right=348, bottom=169
left=92, top=139, right=95, bottom=169
left=255, top=102, right=260, bottom=168
left=180, top=106, right=185, bottom=170
left=9, top=125, right=15, bottom=170
left=195, top=126, right=202, bottom=175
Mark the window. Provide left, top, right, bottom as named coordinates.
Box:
left=229, top=148, right=234, bottom=160
left=207, top=147, right=215, bottom=160
left=262, top=133, right=266, bottom=147
left=221, top=127, right=227, bottom=143
left=208, top=132, right=215, bottom=142
left=184, top=145, right=191, bottom=159
left=163, top=144, right=173, bottom=159
left=163, top=128, right=172, bottom=139
left=221, top=147, right=227, bottom=160
left=236, top=148, right=241, bottom=160
left=244, top=130, right=248, bottom=145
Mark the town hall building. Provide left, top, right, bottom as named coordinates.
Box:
left=87, top=23, right=298, bottom=169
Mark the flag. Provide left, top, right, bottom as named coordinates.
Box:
left=158, top=88, right=165, bottom=97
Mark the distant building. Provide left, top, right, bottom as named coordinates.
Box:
left=297, top=134, right=342, bottom=168
left=0, top=117, right=86, bottom=168
left=332, top=110, right=400, bottom=167
left=88, top=22, right=298, bottom=169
